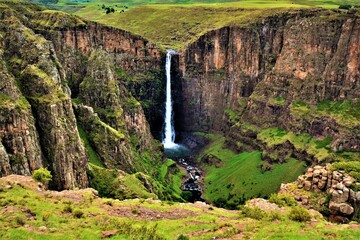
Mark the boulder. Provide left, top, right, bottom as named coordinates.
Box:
left=335, top=182, right=345, bottom=191
left=313, top=170, right=321, bottom=177
left=318, top=180, right=327, bottom=190
left=329, top=201, right=340, bottom=214
left=101, top=230, right=120, bottom=238
left=339, top=203, right=354, bottom=215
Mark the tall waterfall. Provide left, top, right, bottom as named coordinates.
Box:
left=163, top=49, right=177, bottom=148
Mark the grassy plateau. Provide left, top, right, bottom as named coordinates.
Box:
left=46, top=0, right=360, bottom=49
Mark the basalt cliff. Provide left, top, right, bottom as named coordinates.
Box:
left=0, top=1, right=165, bottom=192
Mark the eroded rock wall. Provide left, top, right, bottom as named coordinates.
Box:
left=0, top=2, right=164, bottom=189
left=178, top=10, right=359, bottom=140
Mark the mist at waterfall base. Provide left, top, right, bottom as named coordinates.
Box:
left=162, top=49, right=190, bottom=158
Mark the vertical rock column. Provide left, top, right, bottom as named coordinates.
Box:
left=3, top=18, right=88, bottom=189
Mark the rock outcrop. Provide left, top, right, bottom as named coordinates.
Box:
left=0, top=49, right=43, bottom=176
left=296, top=165, right=360, bottom=222
left=0, top=9, right=88, bottom=189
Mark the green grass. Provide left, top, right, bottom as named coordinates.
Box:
left=290, top=100, right=360, bottom=128
left=1, top=176, right=359, bottom=240
left=46, top=0, right=360, bottom=50
left=257, top=128, right=336, bottom=162
left=198, top=136, right=306, bottom=207
left=257, top=126, right=360, bottom=163
left=77, top=124, right=104, bottom=168
left=158, top=159, right=186, bottom=200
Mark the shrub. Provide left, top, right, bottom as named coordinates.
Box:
left=267, top=211, right=283, bottom=221
left=15, top=215, right=26, bottom=226
left=32, top=168, right=52, bottom=185
left=42, top=212, right=51, bottom=222
left=213, top=197, right=227, bottom=208
left=240, top=206, right=267, bottom=220
left=288, top=207, right=311, bottom=222
left=73, top=209, right=84, bottom=218
left=180, top=191, right=193, bottom=202
left=63, top=204, right=73, bottom=213
left=269, top=193, right=297, bottom=207
left=131, top=208, right=140, bottom=215
left=258, top=161, right=272, bottom=173
left=339, top=4, right=352, bottom=9
left=177, top=234, right=189, bottom=240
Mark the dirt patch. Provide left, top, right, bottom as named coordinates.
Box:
left=104, top=204, right=197, bottom=220
left=0, top=175, right=42, bottom=191
left=50, top=188, right=98, bottom=203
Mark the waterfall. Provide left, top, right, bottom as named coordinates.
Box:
left=163, top=49, right=177, bottom=148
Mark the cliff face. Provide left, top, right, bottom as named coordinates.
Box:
left=37, top=20, right=166, bottom=139
left=179, top=10, right=360, bottom=166
left=0, top=2, right=164, bottom=189
left=0, top=5, right=88, bottom=189
left=179, top=11, right=360, bottom=136
left=0, top=49, right=43, bottom=177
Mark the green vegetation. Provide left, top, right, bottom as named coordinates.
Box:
left=0, top=95, right=30, bottom=111
left=290, top=100, right=360, bottom=128
left=257, top=126, right=360, bottom=163
left=198, top=135, right=305, bottom=208
left=1, top=176, right=359, bottom=239
left=240, top=206, right=267, bottom=220
left=269, top=193, right=297, bottom=207
left=43, top=0, right=359, bottom=50
left=268, top=96, right=286, bottom=106
left=288, top=206, right=312, bottom=222
left=158, top=159, right=186, bottom=200
left=332, top=161, right=360, bottom=181
left=32, top=9, right=85, bottom=28
left=32, top=168, right=52, bottom=185
left=77, top=124, right=104, bottom=168
left=339, top=4, right=352, bottom=9
left=258, top=127, right=334, bottom=162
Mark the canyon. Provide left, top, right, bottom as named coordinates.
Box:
left=0, top=0, right=359, bottom=225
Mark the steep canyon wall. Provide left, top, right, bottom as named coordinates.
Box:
left=0, top=2, right=165, bottom=189
left=178, top=10, right=359, bottom=144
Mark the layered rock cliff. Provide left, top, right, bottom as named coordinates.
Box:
left=177, top=9, right=359, bottom=160
left=0, top=1, right=165, bottom=190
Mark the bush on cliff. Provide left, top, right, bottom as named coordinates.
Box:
left=269, top=193, right=297, bottom=207
left=32, top=168, right=52, bottom=186
left=339, top=5, right=352, bottom=9
left=288, top=206, right=311, bottom=222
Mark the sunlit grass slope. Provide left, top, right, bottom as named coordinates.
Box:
left=1, top=175, right=359, bottom=239
left=196, top=134, right=306, bottom=207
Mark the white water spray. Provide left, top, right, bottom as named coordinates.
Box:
left=163, top=49, right=177, bottom=148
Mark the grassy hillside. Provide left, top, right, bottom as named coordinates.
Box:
left=1, top=175, right=359, bottom=239
left=196, top=134, right=306, bottom=208
left=45, top=0, right=360, bottom=49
